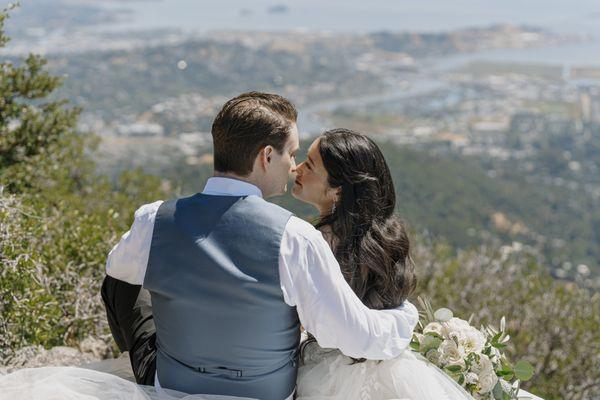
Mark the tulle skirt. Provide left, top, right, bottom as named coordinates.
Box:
left=0, top=365, right=244, bottom=400
left=296, top=345, right=475, bottom=400
left=0, top=351, right=543, bottom=400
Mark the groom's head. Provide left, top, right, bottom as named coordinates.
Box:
left=211, top=92, right=300, bottom=197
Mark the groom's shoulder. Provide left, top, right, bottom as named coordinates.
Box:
left=248, top=196, right=294, bottom=217
left=237, top=200, right=322, bottom=243
left=133, top=200, right=164, bottom=220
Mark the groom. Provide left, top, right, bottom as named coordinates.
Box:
left=101, top=92, right=418, bottom=400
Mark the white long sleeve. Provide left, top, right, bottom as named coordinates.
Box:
left=278, top=216, right=419, bottom=360
left=105, top=200, right=163, bottom=285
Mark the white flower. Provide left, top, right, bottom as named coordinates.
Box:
left=465, top=372, right=479, bottom=385
left=445, top=317, right=471, bottom=331
left=439, top=339, right=465, bottom=367
left=471, top=354, right=497, bottom=393
left=448, top=330, right=461, bottom=342
left=472, top=354, right=494, bottom=374
left=441, top=318, right=469, bottom=338
left=459, top=327, right=486, bottom=354
left=425, top=349, right=442, bottom=365
left=424, top=322, right=443, bottom=337
left=441, top=318, right=486, bottom=355
left=477, top=368, right=498, bottom=393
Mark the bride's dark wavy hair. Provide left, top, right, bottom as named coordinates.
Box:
left=316, top=128, right=416, bottom=310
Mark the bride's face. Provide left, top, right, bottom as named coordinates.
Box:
left=292, top=137, right=340, bottom=214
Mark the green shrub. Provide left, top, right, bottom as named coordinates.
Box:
left=414, top=240, right=600, bottom=400
left=0, top=6, right=167, bottom=360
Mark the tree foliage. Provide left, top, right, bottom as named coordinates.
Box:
left=0, top=7, right=166, bottom=360
left=413, top=239, right=600, bottom=400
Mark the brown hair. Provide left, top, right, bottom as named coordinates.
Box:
left=316, top=129, right=416, bottom=310
left=301, top=128, right=416, bottom=365
left=211, top=91, right=298, bottom=176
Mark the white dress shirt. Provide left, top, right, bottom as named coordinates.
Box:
left=106, top=177, right=419, bottom=398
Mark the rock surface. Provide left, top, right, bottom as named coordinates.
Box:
left=79, top=336, right=113, bottom=359
left=0, top=336, right=112, bottom=375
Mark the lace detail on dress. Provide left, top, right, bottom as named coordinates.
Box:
left=358, top=362, right=381, bottom=400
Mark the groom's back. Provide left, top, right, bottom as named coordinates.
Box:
left=144, top=193, right=300, bottom=400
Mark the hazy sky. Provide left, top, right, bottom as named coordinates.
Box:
left=5, top=0, right=599, bottom=36
left=94, top=0, right=600, bottom=35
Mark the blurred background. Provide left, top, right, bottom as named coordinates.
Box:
left=0, top=1, right=599, bottom=399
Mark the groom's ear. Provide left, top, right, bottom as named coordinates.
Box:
left=264, top=146, right=273, bottom=163
left=260, top=146, right=274, bottom=170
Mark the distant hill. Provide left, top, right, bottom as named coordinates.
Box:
left=111, top=139, right=597, bottom=280
left=372, top=144, right=597, bottom=278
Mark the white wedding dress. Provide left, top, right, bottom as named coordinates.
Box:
left=0, top=356, right=249, bottom=400
left=0, top=346, right=543, bottom=400
left=296, top=340, right=475, bottom=400
left=296, top=340, right=543, bottom=400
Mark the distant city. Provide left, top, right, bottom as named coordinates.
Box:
left=2, top=0, right=599, bottom=287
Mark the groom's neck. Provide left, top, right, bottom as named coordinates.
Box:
left=212, top=171, right=266, bottom=195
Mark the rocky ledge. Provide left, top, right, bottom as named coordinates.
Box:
left=0, top=336, right=112, bottom=375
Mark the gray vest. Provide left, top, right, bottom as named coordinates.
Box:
left=144, top=194, right=300, bottom=400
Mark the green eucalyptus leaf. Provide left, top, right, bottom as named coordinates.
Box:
left=492, top=380, right=504, bottom=400
left=434, top=307, right=453, bottom=322
left=445, top=364, right=463, bottom=372
left=491, top=331, right=503, bottom=344
left=497, top=370, right=514, bottom=379
left=514, top=360, right=535, bottom=381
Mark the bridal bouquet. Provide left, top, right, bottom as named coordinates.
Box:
left=410, top=298, right=534, bottom=400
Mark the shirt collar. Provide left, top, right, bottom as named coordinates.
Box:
left=202, top=177, right=263, bottom=198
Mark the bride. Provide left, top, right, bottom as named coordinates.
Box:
left=291, top=128, right=474, bottom=399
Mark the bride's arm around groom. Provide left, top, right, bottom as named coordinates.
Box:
left=277, top=215, right=419, bottom=359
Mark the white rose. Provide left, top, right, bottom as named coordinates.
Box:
left=446, top=317, right=471, bottom=331
left=441, top=317, right=470, bottom=338
left=440, top=318, right=487, bottom=356
left=477, top=369, right=499, bottom=394
left=465, top=372, right=479, bottom=385
left=448, top=330, right=461, bottom=343
left=471, top=354, right=498, bottom=393
left=459, top=327, right=486, bottom=354
left=439, top=339, right=465, bottom=366
left=424, top=322, right=443, bottom=337
left=472, top=354, right=494, bottom=375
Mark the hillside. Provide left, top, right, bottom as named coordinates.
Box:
left=112, top=139, right=596, bottom=282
